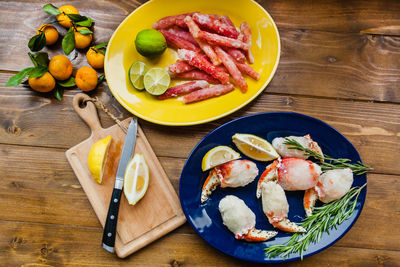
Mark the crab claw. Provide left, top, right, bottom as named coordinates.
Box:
left=238, top=229, right=278, bottom=242
left=201, top=159, right=258, bottom=203
left=256, top=160, right=279, bottom=198
left=304, top=188, right=319, bottom=217
left=201, top=169, right=221, bottom=203
left=262, top=181, right=306, bottom=233
left=272, top=134, right=324, bottom=161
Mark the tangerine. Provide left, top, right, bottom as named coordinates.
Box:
left=74, top=26, right=92, bottom=49
left=56, top=5, right=79, bottom=29
left=75, top=66, right=98, bottom=92
left=49, top=55, right=73, bottom=80
left=86, top=47, right=105, bottom=69
left=28, top=72, right=56, bottom=93
left=37, top=24, right=59, bottom=46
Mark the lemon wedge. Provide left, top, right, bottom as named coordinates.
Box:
left=201, top=146, right=241, bottom=171
left=232, top=133, right=279, bottom=162
left=124, top=153, right=149, bottom=205
left=88, top=136, right=112, bottom=184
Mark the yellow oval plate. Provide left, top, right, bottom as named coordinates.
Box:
left=105, top=0, right=280, bottom=126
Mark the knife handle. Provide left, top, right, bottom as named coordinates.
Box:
left=102, top=187, right=123, bottom=253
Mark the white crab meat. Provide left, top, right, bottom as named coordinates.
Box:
left=261, top=181, right=306, bottom=233
left=257, top=158, right=321, bottom=198
left=304, top=168, right=354, bottom=216
left=219, top=195, right=277, bottom=241
left=272, top=134, right=323, bottom=160
left=201, top=159, right=258, bottom=203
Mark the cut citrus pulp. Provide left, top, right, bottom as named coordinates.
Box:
left=232, top=133, right=279, bottom=161
left=124, top=153, right=149, bottom=205
left=201, top=145, right=241, bottom=171
left=143, top=67, right=170, bottom=95
left=88, top=135, right=112, bottom=184
left=129, top=61, right=149, bottom=90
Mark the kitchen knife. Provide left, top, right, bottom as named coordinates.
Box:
left=102, top=117, right=138, bottom=253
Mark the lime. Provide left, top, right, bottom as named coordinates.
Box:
left=135, top=29, right=167, bottom=58
left=124, top=153, right=149, bottom=205
left=143, top=67, right=170, bottom=95
left=129, top=61, right=149, bottom=90
left=201, top=146, right=241, bottom=171
left=232, top=133, right=280, bottom=161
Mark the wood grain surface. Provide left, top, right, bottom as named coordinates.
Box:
left=1, top=0, right=400, bottom=266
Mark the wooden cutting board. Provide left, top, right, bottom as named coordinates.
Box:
left=66, top=93, right=186, bottom=258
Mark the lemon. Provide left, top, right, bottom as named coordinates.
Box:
left=144, top=67, right=170, bottom=95
left=129, top=61, right=149, bottom=90
left=135, top=29, right=167, bottom=58
left=201, top=146, right=241, bottom=171
left=124, top=153, right=149, bottom=205
left=232, top=133, right=279, bottom=162
left=88, top=136, right=112, bottom=184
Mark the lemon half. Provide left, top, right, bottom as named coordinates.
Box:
left=88, top=136, right=112, bottom=184
left=232, top=133, right=279, bottom=162
left=201, top=146, right=241, bottom=171
left=124, top=153, right=149, bottom=205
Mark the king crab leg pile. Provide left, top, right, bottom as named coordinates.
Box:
left=153, top=12, right=260, bottom=103
left=200, top=134, right=358, bottom=241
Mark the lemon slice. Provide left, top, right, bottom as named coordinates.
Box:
left=201, top=146, right=241, bottom=171
left=129, top=61, right=149, bottom=90
left=124, top=153, right=149, bottom=205
left=143, top=67, right=170, bottom=95
left=232, top=133, right=279, bottom=161
left=88, top=136, right=112, bottom=184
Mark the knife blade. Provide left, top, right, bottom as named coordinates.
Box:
left=102, top=117, right=138, bottom=253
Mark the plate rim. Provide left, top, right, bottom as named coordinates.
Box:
left=104, top=0, right=281, bottom=126
left=179, top=111, right=367, bottom=263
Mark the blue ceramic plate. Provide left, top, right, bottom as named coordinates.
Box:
left=179, top=112, right=367, bottom=263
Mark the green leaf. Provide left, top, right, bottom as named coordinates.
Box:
left=62, top=28, right=75, bottom=55
left=76, top=17, right=93, bottom=27
left=5, top=67, right=34, bottom=86
left=97, top=74, right=105, bottom=85
left=67, top=14, right=88, bottom=22
left=29, top=66, right=48, bottom=78
left=54, top=86, right=64, bottom=101
left=57, top=76, right=76, bottom=87
left=94, top=42, right=108, bottom=49
left=28, top=32, right=46, bottom=52
left=98, top=49, right=106, bottom=55
left=28, top=53, right=39, bottom=67
left=78, top=28, right=93, bottom=35
left=43, top=4, right=61, bottom=15
left=31, top=52, right=50, bottom=67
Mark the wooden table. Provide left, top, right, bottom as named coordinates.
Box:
left=1, top=1, right=399, bottom=266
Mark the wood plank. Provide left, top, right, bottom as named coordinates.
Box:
left=1, top=75, right=399, bottom=174
left=1, top=219, right=400, bottom=266
left=1, top=143, right=399, bottom=252
left=1, top=3, right=400, bottom=103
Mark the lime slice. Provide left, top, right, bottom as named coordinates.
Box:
left=129, top=61, right=149, bottom=90
left=88, top=136, right=112, bottom=184
left=201, top=146, right=241, bottom=171
left=124, top=153, right=149, bottom=205
left=143, top=67, right=170, bottom=95
left=232, top=133, right=279, bottom=162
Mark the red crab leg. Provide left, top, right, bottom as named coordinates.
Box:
left=158, top=80, right=209, bottom=100
left=220, top=15, right=239, bottom=34
left=240, top=22, right=254, bottom=64
left=256, top=160, right=279, bottom=198
left=183, top=83, right=234, bottom=104
left=192, top=13, right=239, bottom=39
left=235, top=62, right=260, bottom=80
left=159, top=29, right=200, bottom=52
left=198, top=30, right=249, bottom=50
left=270, top=218, right=307, bottom=233
left=173, top=70, right=220, bottom=83
left=167, top=61, right=196, bottom=75
left=214, top=46, right=248, bottom=93
left=238, top=229, right=278, bottom=242
left=201, top=169, right=221, bottom=203
left=304, top=188, right=319, bottom=217
left=178, top=49, right=229, bottom=83
left=224, top=47, right=246, bottom=63
left=185, top=16, right=221, bottom=65
left=168, top=26, right=198, bottom=45
left=152, top=13, right=194, bottom=29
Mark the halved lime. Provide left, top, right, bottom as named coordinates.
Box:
left=143, top=67, right=170, bottom=95
left=129, top=61, right=149, bottom=90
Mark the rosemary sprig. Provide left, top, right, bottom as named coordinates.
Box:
left=283, top=138, right=372, bottom=175
left=265, top=184, right=367, bottom=259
